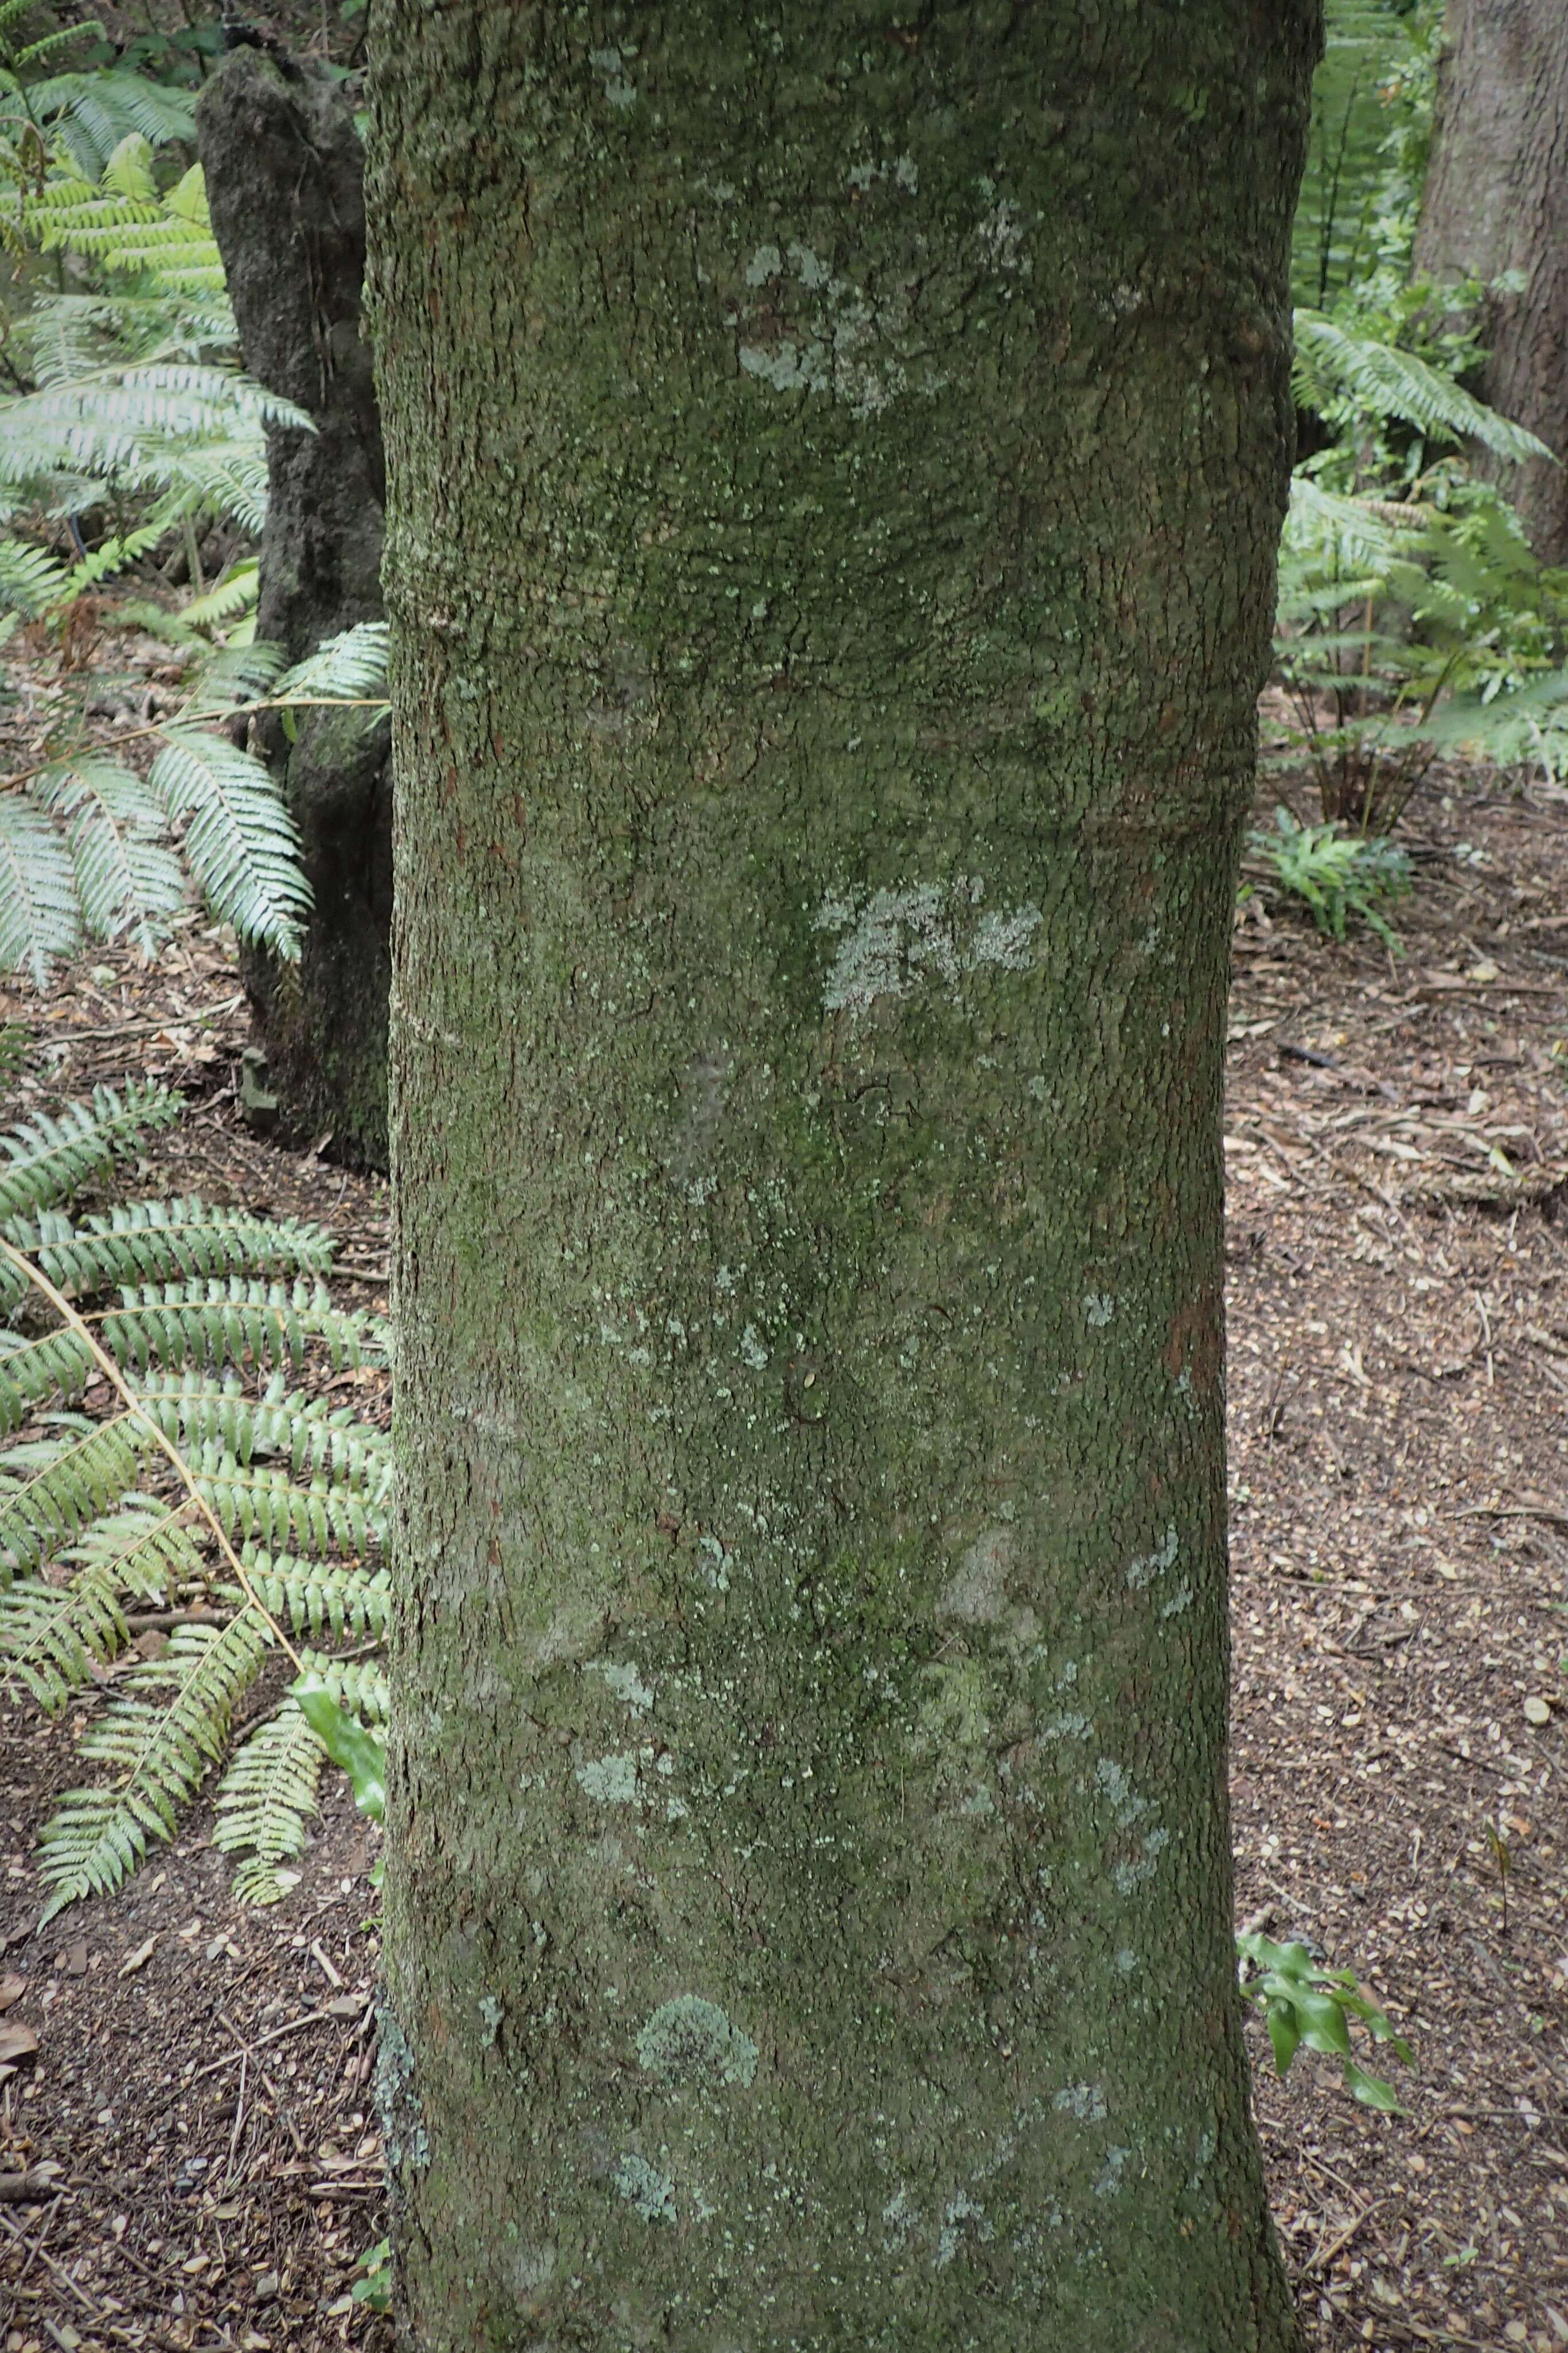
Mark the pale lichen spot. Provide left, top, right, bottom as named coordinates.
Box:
left=612, top=2152, right=675, bottom=2223
left=576, top=1752, right=641, bottom=1806
left=935, top=2191, right=991, bottom=2268
left=1084, top=1292, right=1115, bottom=1327
left=977, top=198, right=1028, bottom=273
left=1125, top=1522, right=1179, bottom=1590
left=1095, top=2146, right=1132, bottom=2198
left=745, top=242, right=783, bottom=286
left=1052, top=2081, right=1107, bottom=2123
left=881, top=2187, right=914, bottom=2246
left=971, top=905, right=1042, bottom=970
left=1160, top=1581, right=1193, bottom=1618
left=739, top=1323, right=769, bottom=1370
left=739, top=340, right=829, bottom=394
left=588, top=44, right=637, bottom=109
left=814, top=881, right=1042, bottom=1016
left=941, top=1526, right=1013, bottom=1622
left=1113, top=1825, right=1169, bottom=1894
left=786, top=239, right=830, bottom=290
left=635, top=1995, right=758, bottom=2089
left=590, top=1660, right=654, bottom=1716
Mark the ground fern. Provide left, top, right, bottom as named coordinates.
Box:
left=0, top=1085, right=389, bottom=1915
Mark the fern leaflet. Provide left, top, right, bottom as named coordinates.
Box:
left=37, top=1610, right=271, bottom=1922
left=212, top=1697, right=326, bottom=1905
left=0, top=1084, right=180, bottom=1218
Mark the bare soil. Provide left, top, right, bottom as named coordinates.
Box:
left=0, top=758, right=1565, bottom=2353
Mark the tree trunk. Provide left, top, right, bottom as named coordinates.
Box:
left=1414, top=0, right=1568, bottom=562
left=368, top=6, right=1318, bottom=2347
left=197, top=46, right=391, bottom=1168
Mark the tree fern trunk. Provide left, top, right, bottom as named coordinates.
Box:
left=1415, top=0, right=1568, bottom=562
left=198, top=47, right=391, bottom=1169
left=369, top=5, right=1319, bottom=2346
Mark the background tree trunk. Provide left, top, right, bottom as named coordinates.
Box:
left=369, top=6, right=1318, bottom=2346
left=1415, top=0, right=1568, bottom=561
left=197, top=46, right=391, bottom=1168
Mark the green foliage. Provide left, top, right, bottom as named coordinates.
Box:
left=1292, top=1, right=1441, bottom=309
left=1293, top=309, right=1553, bottom=473
left=38, top=1609, right=270, bottom=1922
left=1249, top=808, right=1411, bottom=949
left=1237, top=1931, right=1413, bottom=2112
left=350, top=2239, right=391, bottom=2314
left=294, top=1667, right=386, bottom=1893
left=0, top=138, right=294, bottom=554
left=1280, top=5, right=1568, bottom=824
left=0, top=124, right=391, bottom=984
left=295, top=1671, right=385, bottom=1820
left=212, top=1695, right=327, bottom=1905
left=0, top=1, right=196, bottom=181
left=0, top=1194, right=336, bottom=1308
left=0, top=1079, right=179, bottom=1216
left=0, top=1085, right=390, bottom=1916
left=0, top=616, right=389, bottom=984
left=1280, top=306, right=1568, bottom=822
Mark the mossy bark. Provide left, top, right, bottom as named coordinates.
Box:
left=367, top=5, right=1319, bottom=2347
left=198, top=47, right=392, bottom=1168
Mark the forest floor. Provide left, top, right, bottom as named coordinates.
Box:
left=0, top=748, right=1564, bottom=2352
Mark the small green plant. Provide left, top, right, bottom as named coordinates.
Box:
left=294, top=1667, right=385, bottom=1884
left=1249, top=806, right=1411, bottom=949
left=1237, top=1931, right=1412, bottom=2111
left=352, top=2237, right=391, bottom=2313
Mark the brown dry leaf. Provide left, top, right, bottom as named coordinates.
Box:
left=118, top=1935, right=157, bottom=1978
left=0, top=1973, right=23, bottom=2012
left=0, top=2021, right=38, bottom=2064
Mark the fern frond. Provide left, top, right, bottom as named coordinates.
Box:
left=63, top=1490, right=202, bottom=1600
left=0, top=1411, right=151, bottom=1581
left=229, top=1551, right=392, bottom=1641
left=101, top=1279, right=382, bottom=1374
left=1284, top=475, right=1429, bottom=570
left=297, top=1648, right=389, bottom=1724
left=191, top=1447, right=387, bottom=1554
left=0, top=790, right=80, bottom=984
left=149, top=724, right=311, bottom=963
left=136, top=1369, right=389, bottom=1487
left=0, top=1559, right=131, bottom=1712
left=0, top=1197, right=337, bottom=1307
left=33, top=755, right=185, bottom=950
left=1293, top=310, right=1557, bottom=465
left=0, top=533, right=68, bottom=617
left=37, top=1608, right=270, bottom=1920
left=21, top=79, right=195, bottom=179
left=0, top=1281, right=380, bottom=1431
left=180, top=559, right=259, bottom=633
left=184, top=637, right=284, bottom=707
left=0, top=1083, right=180, bottom=1218
left=213, top=1696, right=325, bottom=1904
left=272, top=622, right=390, bottom=704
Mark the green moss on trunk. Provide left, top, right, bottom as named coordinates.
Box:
left=367, top=4, right=1320, bottom=2346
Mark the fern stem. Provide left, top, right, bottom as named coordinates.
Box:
left=0, top=1238, right=303, bottom=1670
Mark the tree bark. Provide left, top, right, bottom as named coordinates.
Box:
left=1414, top=0, right=1568, bottom=562
left=368, top=6, right=1319, bottom=2347
left=197, top=46, right=391, bottom=1168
